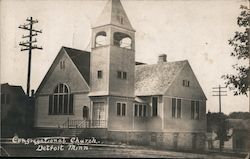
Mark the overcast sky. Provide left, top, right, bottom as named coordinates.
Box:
left=0, top=0, right=249, bottom=114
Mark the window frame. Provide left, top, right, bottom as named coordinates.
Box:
left=116, top=101, right=127, bottom=116
left=152, top=96, right=158, bottom=117
left=172, top=98, right=182, bottom=119
left=134, top=103, right=147, bottom=117
left=49, top=83, right=73, bottom=115
left=117, top=71, right=127, bottom=80
left=97, top=70, right=103, bottom=79
left=183, top=80, right=190, bottom=87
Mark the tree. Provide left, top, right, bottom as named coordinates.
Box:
left=228, top=111, right=250, bottom=119
left=207, top=112, right=230, bottom=151
left=222, top=5, right=249, bottom=96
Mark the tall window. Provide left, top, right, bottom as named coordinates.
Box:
left=172, top=98, right=181, bottom=118
left=60, top=61, right=65, bottom=70
left=117, top=102, right=126, bottom=116
left=134, top=104, right=147, bottom=117
left=49, top=83, right=73, bottom=115
left=83, top=106, right=89, bottom=118
left=191, top=101, right=200, bottom=120
left=152, top=97, right=158, bottom=116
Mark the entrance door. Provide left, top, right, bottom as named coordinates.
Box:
left=92, top=102, right=105, bottom=127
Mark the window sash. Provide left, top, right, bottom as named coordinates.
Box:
left=117, top=103, right=121, bottom=116
left=177, top=99, right=181, bottom=118
left=152, top=97, right=158, bottom=116
left=172, top=98, right=176, bottom=118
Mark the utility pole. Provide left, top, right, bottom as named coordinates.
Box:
left=18, top=17, right=42, bottom=97
left=212, top=85, right=227, bottom=152
left=212, top=85, right=227, bottom=113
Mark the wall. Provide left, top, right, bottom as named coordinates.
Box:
left=163, top=96, right=206, bottom=132
left=133, top=96, right=163, bottom=131
left=107, top=131, right=206, bottom=151
left=34, top=50, right=90, bottom=128
left=34, top=93, right=90, bottom=128
left=107, top=96, right=134, bottom=131
left=165, top=62, right=206, bottom=101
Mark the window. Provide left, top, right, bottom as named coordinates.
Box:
left=82, top=106, right=89, bottom=118
left=95, top=31, right=107, bottom=47
left=97, top=70, right=103, bottom=79
left=60, top=61, right=65, bottom=70
left=113, top=32, right=132, bottom=49
left=117, top=102, right=126, bottom=116
left=1, top=94, right=10, bottom=104
left=49, top=83, right=73, bottom=115
left=191, top=101, right=200, bottom=120
left=134, top=104, right=147, bottom=117
left=183, top=80, right=190, bottom=87
left=123, top=72, right=127, bottom=79
left=117, top=71, right=122, bottom=79
left=172, top=98, right=181, bottom=118
left=152, top=97, right=158, bottom=116
left=117, top=71, right=127, bottom=79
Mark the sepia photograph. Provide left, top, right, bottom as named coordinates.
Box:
left=0, top=0, right=249, bottom=158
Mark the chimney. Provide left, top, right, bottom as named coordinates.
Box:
left=158, top=54, right=167, bottom=64
left=31, top=89, right=35, bottom=97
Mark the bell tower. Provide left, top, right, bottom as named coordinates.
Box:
left=89, top=0, right=135, bottom=98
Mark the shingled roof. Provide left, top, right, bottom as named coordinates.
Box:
left=63, top=47, right=90, bottom=84
left=135, top=60, right=188, bottom=96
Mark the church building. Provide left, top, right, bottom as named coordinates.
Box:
left=34, top=0, right=207, bottom=151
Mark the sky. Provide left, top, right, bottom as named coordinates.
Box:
left=0, top=0, right=249, bottom=114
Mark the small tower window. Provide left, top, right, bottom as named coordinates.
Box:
left=120, top=17, right=124, bottom=24
left=97, top=70, right=103, bottom=79
left=95, top=31, right=107, bottom=47
left=60, top=61, right=65, bottom=70
left=113, top=32, right=132, bottom=49
left=183, top=80, right=190, bottom=87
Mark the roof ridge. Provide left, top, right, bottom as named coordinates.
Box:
left=135, top=60, right=188, bottom=68
left=62, top=46, right=90, bottom=53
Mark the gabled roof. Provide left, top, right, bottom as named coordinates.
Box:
left=36, top=47, right=90, bottom=95
left=63, top=47, right=90, bottom=84
left=93, top=0, right=135, bottom=31
left=135, top=60, right=188, bottom=96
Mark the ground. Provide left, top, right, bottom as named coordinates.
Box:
left=0, top=143, right=248, bottom=158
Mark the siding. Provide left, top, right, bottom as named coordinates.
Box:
left=34, top=93, right=90, bottom=128
left=163, top=96, right=206, bottom=132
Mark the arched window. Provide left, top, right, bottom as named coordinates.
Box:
left=49, top=83, right=73, bottom=115
left=113, top=32, right=132, bottom=49
left=95, top=31, right=107, bottom=47
left=82, top=106, right=89, bottom=119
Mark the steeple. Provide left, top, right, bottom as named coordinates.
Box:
left=93, top=0, right=134, bottom=31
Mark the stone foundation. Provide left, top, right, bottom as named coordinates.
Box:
left=107, top=131, right=206, bottom=151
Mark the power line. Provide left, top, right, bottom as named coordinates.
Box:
left=18, top=17, right=42, bottom=97
left=212, top=84, right=227, bottom=152
left=212, top=85, right=227, bottom=113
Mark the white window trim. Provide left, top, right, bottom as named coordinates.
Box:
left=134, top=103, right=147, bottom=117
left=172, top=98, right=182, bottom=119
left=116, top=101, right=127, bottom=116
